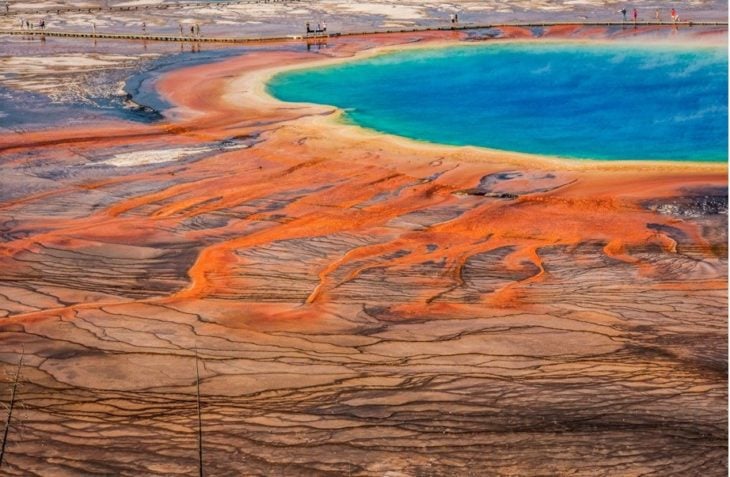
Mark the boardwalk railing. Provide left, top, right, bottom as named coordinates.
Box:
left=0, top=21, right=726, bottom=44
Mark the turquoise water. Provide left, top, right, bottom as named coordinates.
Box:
left=268, top=43, right=728, bottom=162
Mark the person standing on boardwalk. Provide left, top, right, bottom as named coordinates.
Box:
left=179, top=23, right=183, bottom=36
left=142, top=22, right=146, bottom=34
left=455, top=12, right=459, bottom=23
left=195, top=23, right=200, bottom=37
left=671, top=8, right=679, bottom=22
left=655, top=9, right=660, bottom=21
left=618, top=8, right=627, bottom=21
left=632, top=8, right=638, bottom=23
left=92, top=22, right=96, bottom=34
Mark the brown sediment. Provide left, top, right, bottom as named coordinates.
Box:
left=0, top=27, right=726, bottom=476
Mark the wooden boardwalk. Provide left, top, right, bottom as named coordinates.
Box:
left=0, top=21, right=727, bottom=44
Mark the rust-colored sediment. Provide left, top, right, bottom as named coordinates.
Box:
left=0, top=28, right=726, bottom=476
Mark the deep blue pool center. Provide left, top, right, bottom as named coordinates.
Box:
left=268, top=42, right=728, bottom=162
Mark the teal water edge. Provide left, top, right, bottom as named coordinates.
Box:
left=268, top=43, right=728, bottom=162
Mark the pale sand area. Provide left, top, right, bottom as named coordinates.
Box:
left=102, top=142, right=249, bottom=166
left=0, top=35, right=235, bottom=133
left=2, top=0, right=727, bottom=38
left=0, top=53, right=141, bottom=95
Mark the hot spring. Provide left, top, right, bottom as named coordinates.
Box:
left=268, top=42, right=728, bottom=162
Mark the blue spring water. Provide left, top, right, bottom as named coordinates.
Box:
left=268, top=42, right=728, bottom=162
